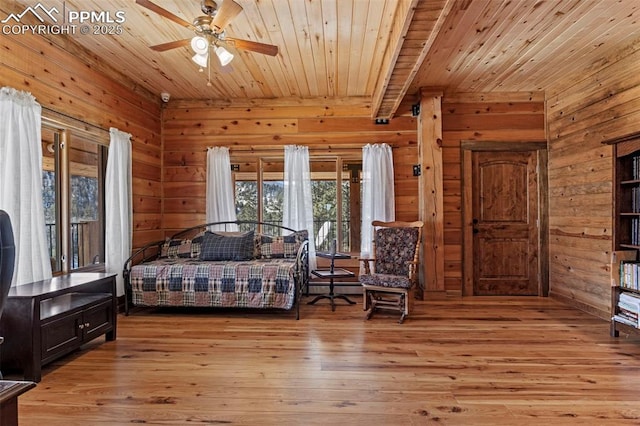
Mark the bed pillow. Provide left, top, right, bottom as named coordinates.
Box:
left=260, top=230, right=308, bottom=259
left=160, top=232, right=204, bottom=259
left=199, top=230, right=255, bottom=261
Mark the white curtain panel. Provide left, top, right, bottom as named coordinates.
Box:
left=0, top=87, right=52, bottom=286
left=360, top=143, right=395, bottom=258
left=283, top=145, right=317, bottom=270
left=206, top=146, right=238, bottom=231
left=105, top=127, right=132, bottom=296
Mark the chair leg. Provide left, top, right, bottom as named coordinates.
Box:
left=365, top=306, right=375, bottom=320
left=397, top=292, right=406, bottom=323
left=365, top=290, right=374, bottom=320
left=363, top=287, right=370, bottom=311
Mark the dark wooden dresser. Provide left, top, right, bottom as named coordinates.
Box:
left=0, top=273, right=117, bottom=382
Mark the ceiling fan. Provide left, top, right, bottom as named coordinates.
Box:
left=136, top=0, right=278, bottom=82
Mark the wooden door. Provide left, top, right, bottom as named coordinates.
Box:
left=471, top=151, right=539, bottom=295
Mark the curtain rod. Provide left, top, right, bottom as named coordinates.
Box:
left=41, top=106, right=109, bottom=135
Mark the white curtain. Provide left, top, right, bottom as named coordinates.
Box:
left=360, top=143, right=395, bottom=258
left=0, top=87, right=52, bottom=286
left=283, top=145, right=316, bottom=270
left=206, top=147, right=238, bottom=231
left=105, top=127, right=132, bottom=297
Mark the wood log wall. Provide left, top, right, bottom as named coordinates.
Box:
left=546, top=46, right=640, bottom=319
left=441, top=92, right=546, bottom=294
left=4, top=13, right=636, bottom=313
left=161, top=99, right=419, bottom=235
left=0, top=28, right=162, bottom=251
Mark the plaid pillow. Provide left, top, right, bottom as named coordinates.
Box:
left=199, top=230, right=255, bottom=261
left=159, top=232, right=204, bottom=259
left=260, top=230, right=308, bottom=259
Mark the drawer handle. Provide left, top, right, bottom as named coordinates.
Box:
left=85, top=322, right=90, bottom=327
left=78, top=324, right=84, bottom=329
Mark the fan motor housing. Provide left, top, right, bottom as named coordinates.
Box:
left=201, top=0, right=218, bottom=16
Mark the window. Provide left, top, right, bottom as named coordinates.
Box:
left=42, top=123, right=107, bottom=274
left=233, top=156, right=361, bottom=253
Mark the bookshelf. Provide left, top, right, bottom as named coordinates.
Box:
left=611, top=136, right=640, bottom=337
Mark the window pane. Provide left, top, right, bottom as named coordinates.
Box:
left=312, top=180, right=337, bottom=252
left=42, top=128, right=60, bottom=272
left=341, top=179, right=351, bottom=252
left=262, top=160, right=284, bottom=226
left=233, top=162, right=259, bottom=232
left=343, top=161, right=362, bottom=253
left=310, top=160, right=337, bottom=252
left=69, top=136, right=104, bottom=269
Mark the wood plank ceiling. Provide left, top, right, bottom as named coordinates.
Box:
left=3, top=0, right=640, bottom=118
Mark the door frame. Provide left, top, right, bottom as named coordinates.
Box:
left=461, top=140, right=549, bottom=297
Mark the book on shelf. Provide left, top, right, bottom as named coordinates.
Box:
left=633, top=155, right=640, bottom=180
left=618, top=307, right=639, bottom=321
left=620, top=291, right=640, bottom=305
left=616, top=292, right=640, bottom=328
left=613, top=313, right=640, bottom=328
left=620, top=261, right=640, bottom=290
left=611, top=251, right=637, bottom=287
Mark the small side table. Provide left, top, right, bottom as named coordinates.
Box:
left=308, top=252, right=356, bottom=311
left=0, top=380, right=36, bottom=426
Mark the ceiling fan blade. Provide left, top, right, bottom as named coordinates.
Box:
left=211, top=0, right=243, bottom=32
left=150, top=39, right=191, bottom=52
left=135, top=0, right=195, bottom=30
left=225, top=37, right=279, bottom=56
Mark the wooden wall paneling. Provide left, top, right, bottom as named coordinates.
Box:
left=444, top=129, right=547, bottom=142
left=545, top=44, right=640, bottom=318
left=164, top=119, right=300, bottom=136
left=0, top=30, right=162, bottom=255
left=167, top=96, right=373, bottom=116
left=162, top=214, right=208, bottom=233
left=443, top=92, right=546, bottom=295
left=0, top=35, right=160, bottom=133
left=163, top=132, right=416, bottom=151
left=133, top=213, right=162, bottom=232
left=546, top=49, right=640, bottom=124
left=163, top=166, right=207, bottom=183
left=163, top=182, right=207, bottom=199
left=298, top=117, right=417, bottom=132
left=132, top=178, right=162, bottom=198
left=161, top=99, right=419, bottom=241
left=164, top=198, right=206, bottom=214
left=418, top=89, right=445, bottom=298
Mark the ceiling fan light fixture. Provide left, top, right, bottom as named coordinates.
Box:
left=215, top=45, right=234, bottom=66
left=192, top=53, right=208, bottom=68
left=191, top=36, right=209, bottom=54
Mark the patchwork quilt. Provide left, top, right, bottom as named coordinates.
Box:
left=129, top=257, right=298, bottom=310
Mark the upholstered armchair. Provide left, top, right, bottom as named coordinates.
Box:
left=359, top=220, right=423, bottom=323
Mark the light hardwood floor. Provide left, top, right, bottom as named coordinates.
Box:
left=12, top=296, right=640, bottom=425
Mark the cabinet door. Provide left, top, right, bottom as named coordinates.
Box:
left=41, top=311, right=83, bottom=363
left=82, top=299, right=113, bottom=342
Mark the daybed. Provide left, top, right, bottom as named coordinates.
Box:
left=123, top=221, right=309, bottom=319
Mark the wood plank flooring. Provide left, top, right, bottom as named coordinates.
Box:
left=11, top=296, right=640, bottom=425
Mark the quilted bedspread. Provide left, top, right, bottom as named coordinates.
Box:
left=129, top=257, right=298, bottom=310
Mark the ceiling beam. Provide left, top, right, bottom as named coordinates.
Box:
left=370, top=0, right=419, bottom=119
left=372, top=0, right=455, bottom=119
